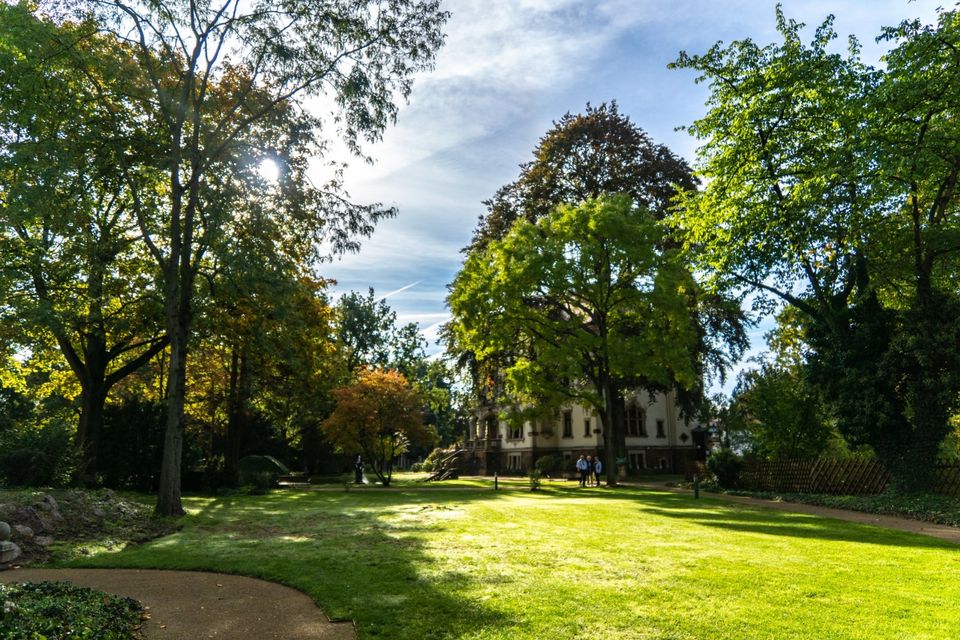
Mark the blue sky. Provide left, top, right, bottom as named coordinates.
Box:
left=319, top=0, right=942, bottom=393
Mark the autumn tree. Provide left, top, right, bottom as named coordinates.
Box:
left=50, top=0, right=448, bottom=514
left=323, top=368, right=436, bottom=486
left=671, top=7, right=960, bottom=490
left=450, top=196, right=700, bottom=484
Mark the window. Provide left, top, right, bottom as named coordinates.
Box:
left=626, top=406, right=647, bottom=437
left=584, top=418, right=592, bottom=437
left=656, top=419, right=666, bottom=439
left=507, top=453, right=521, bottom=471
left=486, top=416, right=499, bottom=439
left=659, top=457, right=669, bottom=470
left=629, top=452, right=646, bottom=470
left=509, top=423, right=523, bottom=440
left=562, top=410, right=573, bottom=438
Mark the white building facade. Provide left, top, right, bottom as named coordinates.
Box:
left=463, top=389, right=704, bottom=476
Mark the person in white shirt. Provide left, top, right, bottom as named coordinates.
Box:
left=576, top=455, right=589, bottom=487
left=593, top=457, right=603, bottom=487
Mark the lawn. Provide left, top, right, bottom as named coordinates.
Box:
left=61, top=482, right=959, bottom=640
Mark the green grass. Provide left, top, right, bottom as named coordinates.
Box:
left=60, top=484, right=960, bottom=640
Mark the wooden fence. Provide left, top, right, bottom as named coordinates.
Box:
left=737, top=458, right=960, bottom=497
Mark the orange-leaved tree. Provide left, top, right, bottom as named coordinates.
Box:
left=324, top=369, right=436, bottom=486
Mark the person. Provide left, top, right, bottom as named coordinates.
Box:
left=586, top=456, right=593, bottom=486
left=576, top=454, right=589, bottom=487
left=593, top=457, right=603, bottom=487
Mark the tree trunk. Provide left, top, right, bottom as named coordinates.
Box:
left=601, top=381, right=618, bottom=486
left=156, top=319, right=188, bottom=516
left=223, top=346, right=245, bottom=487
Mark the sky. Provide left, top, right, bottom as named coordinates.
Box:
left=318, top=0, right=944, bottom=393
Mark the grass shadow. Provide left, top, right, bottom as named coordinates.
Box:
left=62, top=487, right=521, bottom=639
left=624, top=490, right=957, bottom=550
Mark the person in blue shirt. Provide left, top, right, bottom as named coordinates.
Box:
left=576, top=455, right=589, bottom=487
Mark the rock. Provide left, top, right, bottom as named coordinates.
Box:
left=0, top=521, right=9, bottom=541
left=12, top=506, right=53, bottom=535
left=11, top=525, right=33, bottom=541
left=92, top=508, right=106, bottom=518
left=33, top=535, right=54, bottom=547
left=33, top=495, right=62, bottom=520
left=0, top=540, right=21, bottom=565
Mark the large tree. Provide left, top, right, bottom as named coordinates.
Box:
left=468, top=101, right=696, bottom=251
left=454, top=103, right=745, bottom=466
left=57, top=0, right=448, bottom=514
left=671, top=7, right=960, bottom=490
left=0, top=5, right=167, bottom=480
left=450, top=196, right=700, bottom=485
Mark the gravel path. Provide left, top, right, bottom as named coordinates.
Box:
left=0, top=568, right=356, bottom=640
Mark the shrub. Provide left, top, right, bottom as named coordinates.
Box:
left=0, top=420, right=77, bottom=487
left=706, top=449, right=743, bottom=488
left=528, top=469, right=542, bottom=491
left=534, top=454, right=564, bottom=476
left=241, top=471, right=277, bottom=495
left=422, top=447, right=447, bottom=470
left=0, top=581, right=141, bottom=639
left=410, top=462, right=423, bottom=472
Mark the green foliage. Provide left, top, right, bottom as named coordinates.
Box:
left=450, top=195, right=701, bottom=478
left=527, top=469, right=542, bottom=491
left=706, top=449, right=743, bottom=488
left=0, top=420, right=77, bottom=487
left=237, top=455, right=290, bottom=475
left=534, top=454, right=564, bottom=475
left=0, top=581, right=141, bottom=640
left=725, top=363, right=837, bottom=460
left=671, top=6, right=960, bottom=491
left=721, top=490, right=960, bottom=528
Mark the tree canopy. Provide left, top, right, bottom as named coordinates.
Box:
left=671, top=6, right=960, bottom=490
left=323, top=368, right=435, bottom=486
left=450, top=195, right=700, bottom=483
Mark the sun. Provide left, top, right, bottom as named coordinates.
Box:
left=258, top=158, right=280, bottom=183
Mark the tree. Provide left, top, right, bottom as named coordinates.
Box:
left=453, top=103, right=745, bottom=467
left=323, top=368, right=436, bottom=486
left=59, top=0, right=448, bottom=514
left=449, top=195, right=700, bottom=484
left=469, top=102, right=696, bottom=251
left=336, top=288, right=426, bottom=376
left=0, top=5, right=167, bottom=480
left=670, top=7, right=960, bottom=490
left=725, top=364, right=835, bottom=460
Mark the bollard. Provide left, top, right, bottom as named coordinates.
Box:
left=494, top=473, right=499, bottom=491
left=693, top=473, right=700, bottom=499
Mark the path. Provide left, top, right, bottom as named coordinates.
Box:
left=634, top=482, right=960, bottom=544
left=0, top=568, right=356, bottom=640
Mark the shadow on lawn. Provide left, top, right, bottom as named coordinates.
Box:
left=80, top=489, right=518, bottom=639
left=626, top=491, right=956, bottom=550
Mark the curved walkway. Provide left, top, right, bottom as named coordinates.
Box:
left=633, top=482, right=960, bottom=544
left=0, top=568, right=356, bottom=640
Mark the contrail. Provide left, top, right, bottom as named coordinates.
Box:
left=377, top=281, right=421, bottom=300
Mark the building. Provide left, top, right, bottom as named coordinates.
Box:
left=462, top=389, right=705, bottom=476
